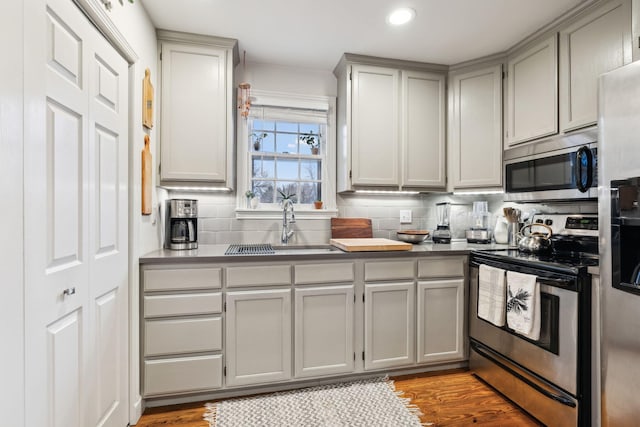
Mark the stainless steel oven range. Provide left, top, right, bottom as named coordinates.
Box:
left=469, top=214, right=597, bottom=427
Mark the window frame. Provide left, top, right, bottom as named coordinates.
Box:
left=236, top=90, right=337, bottom=219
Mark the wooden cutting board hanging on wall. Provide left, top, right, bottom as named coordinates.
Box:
left=141, top=134, right=152, bottom=215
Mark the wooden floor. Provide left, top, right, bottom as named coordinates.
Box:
left=135, top=369, right=541, bottom=427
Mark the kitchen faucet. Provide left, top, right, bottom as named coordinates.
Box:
left=281, top=199, right=296, bottom=245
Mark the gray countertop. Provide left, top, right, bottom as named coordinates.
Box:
left=139, top=241, right=510, bottom=264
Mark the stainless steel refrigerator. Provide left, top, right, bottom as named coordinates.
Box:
left=598, top=60, right=640, bottom=427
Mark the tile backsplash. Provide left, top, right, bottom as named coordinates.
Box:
left=163, top=191, right=598, bottom=247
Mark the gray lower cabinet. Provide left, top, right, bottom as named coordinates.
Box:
left=141, top=265, right=223, bottom=397
left=294, top=285, right=355, bottom=378
left=364, top=281, right=415, bottom=370
left=225, top=289, right=292, bottom=387
left=140, top=254, right=467, bottom=400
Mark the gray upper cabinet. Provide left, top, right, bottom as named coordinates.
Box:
left=158, top=30, right=238, bottom=188
left=559, top=0, right=632, bottom=132
left=335, top=55, right=447, bottom=192
left=506, top=34, right=558, bottom=146
left=449, top=64, right=503, bottom=189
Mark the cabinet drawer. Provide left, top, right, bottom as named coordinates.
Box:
left=143, top=267, right=222, bottom=291
left=144, top=354, right=222, bottom=396
left=365, top=260, right=414, bottom=281
left=418, top=257, right=466, bottom=278
left=227, top=264, right=291, bottom=287
left=295, top=262, right=354, bottom=285
left=144, top=292, right=222, bottom=318
left=145, top=317, right=222, bottom=356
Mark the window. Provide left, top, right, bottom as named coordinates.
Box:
left=249, top=118, right=324, bottom=205
left=236, top=90, right=337, bottom=218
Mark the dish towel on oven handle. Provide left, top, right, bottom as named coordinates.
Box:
left=478, top=264, right=507, bottom=327
left=506, top=271, right=541, bottom=341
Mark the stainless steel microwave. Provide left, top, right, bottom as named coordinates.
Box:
left=504, top=131, right=597, bottom=202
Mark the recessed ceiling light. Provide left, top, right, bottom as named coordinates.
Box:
left=387, top=7, right=416, bottom=26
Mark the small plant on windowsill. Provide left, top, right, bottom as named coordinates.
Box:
left=300, top=132, right=320, bottom=155
left=251, top=132, right=268, bottom=151
left=313, top=200, right=323, bottom=209
left=277, top=190, right=296, bottom=205
left=245, top=190, right=258, bottom=209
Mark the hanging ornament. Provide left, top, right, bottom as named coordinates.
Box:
left=238, top=82, right=251, bottom=119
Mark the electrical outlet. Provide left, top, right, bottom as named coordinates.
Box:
left=400, top=210, right=412, bottom=224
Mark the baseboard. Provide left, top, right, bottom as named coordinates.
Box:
left=129, top=395, right=143, bottom=426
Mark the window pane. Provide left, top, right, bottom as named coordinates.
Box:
left=300, top=123, right=319, bottom=135
left=300, top=160, right=321, bottom=180
left=253, top=180, right=274, bottom=203
left=276, top=121, right=298, bottom=133
left=252, top=132, right=274, bottom=152
left=252, top=157, right=275, bottom=179
left=277, top=158, right=299, bottom=180
left=299, top=182, right=321, bottom=204
left=276, top=133, right=298, bottom=154
left=253, top=120, right=275, bottom=131
left=276, top=182, right=298, bottom=202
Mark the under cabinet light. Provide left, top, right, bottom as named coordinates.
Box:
left=452, top=189, right=504, bottom=196
left=355, top=190, right=420, bottom=195
left=163, top=186, right=233, bottom=192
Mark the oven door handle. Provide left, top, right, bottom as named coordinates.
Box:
left=537, top=277, right=572, bottom=287
left=471, top=341, right=577, bottom=408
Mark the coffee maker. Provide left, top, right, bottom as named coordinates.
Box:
left=466, top=201, right=492, bottom=244
left=432, top=202, right=452, bottom=244
left=165, top=199, right=198, bottom=250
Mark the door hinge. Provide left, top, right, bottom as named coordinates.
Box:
left=349, top=72, right=352, bottom=81
left=353, top=352, right=356, bottom=361
left=362, top=351, right=365, bottom=361
left=349, top=170, right=352, bottom=179
left=160, top=51, right=162, bottom=61
left=223, top=366, right=226, bottom=376
left=223, top=302, right=227, bottom=312
left=362, top=293, right=365, bottom=303
left=353, top=294, right=356, bottom=304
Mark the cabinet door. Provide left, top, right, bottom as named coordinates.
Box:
left=507, top=35, right=558, bottom=145
left=225, top=289, right=292, bottom=387
left=450, top=65, right=503, bottom=189
left=351, top=65, right=400, bottom=186
left=294, top=285, right=354, bottom=378
left=160, top=42, right=228, bottom=182
left=402, top=70, right=446, bottom=189
left=417, top=279, right=464, bottom=363
left=560, top=0, right=632, bottom=132
left=364, top=282, right=415, bottom=370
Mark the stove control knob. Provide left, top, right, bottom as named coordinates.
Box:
left=545, top=219, right=553, bottom=226
left=536, top=219, right=544, bottom=224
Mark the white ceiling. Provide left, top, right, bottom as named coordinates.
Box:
left=139, top=0, right=586, bottom=71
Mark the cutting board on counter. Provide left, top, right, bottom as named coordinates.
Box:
left=329, top=238, right=412, bottom=252
left=330, top=218, right=373, bottom=238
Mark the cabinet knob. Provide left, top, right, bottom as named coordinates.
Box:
left=62, top=287, right=76, bottom=297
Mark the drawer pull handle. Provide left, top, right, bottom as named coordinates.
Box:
left=63, top=287, right=76, bottom=297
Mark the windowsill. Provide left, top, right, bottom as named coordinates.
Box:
left=236, top=208, right=339, bottom=220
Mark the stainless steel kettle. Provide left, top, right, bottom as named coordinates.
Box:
left=517, top=223, right=552, bottom=253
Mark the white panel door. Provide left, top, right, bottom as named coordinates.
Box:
left=294, top=285, right=355, bottom=378
left=507, top=34, right=558, bottom=145
left=87, top=29, right=129, bottom=427
left=450, top=65, right=503, bottom=189
left=351, top=65, right=399, bottom=186
left=160, top=42, right=227, bottom=181
left=401, top=70, right=446, bottom=189
left=559, top=0, right=632, bottom=132
left=417, top=279, right=465, bottom=364
left=225, top=289, right=292, bottom=387
left=24, top=0, right=128, bottom=426
left=364, top=282, right=415, bottom=370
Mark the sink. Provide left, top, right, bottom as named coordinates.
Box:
left=272, top=244, right=341, bottom=255
left=225, top=243, right=341, bottom=256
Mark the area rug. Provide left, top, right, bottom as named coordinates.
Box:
left=203, top=376, right=427, bottom=426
